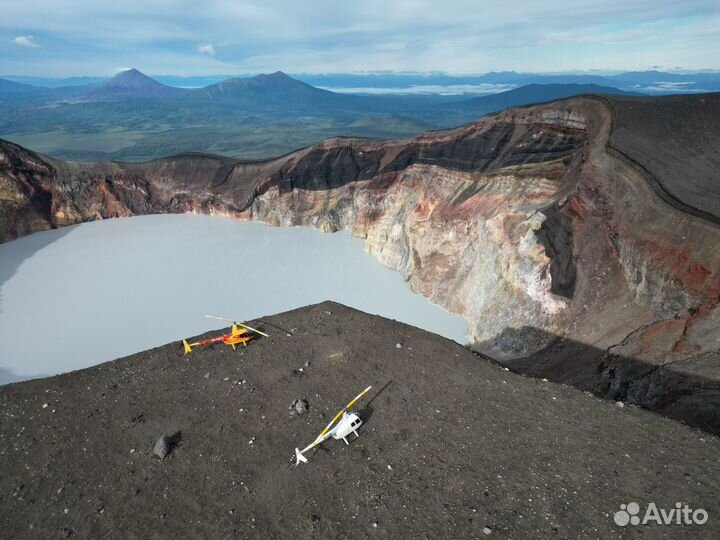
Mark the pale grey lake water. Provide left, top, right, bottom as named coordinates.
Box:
left=0, top=214, right=468, bottom=384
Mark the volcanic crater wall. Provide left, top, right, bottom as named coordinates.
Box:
left=1, top=94, right=718, bottom=433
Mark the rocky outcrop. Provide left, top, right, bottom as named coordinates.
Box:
left=1, top=93, right=719, bottom=433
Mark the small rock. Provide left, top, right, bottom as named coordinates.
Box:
left=290, top=398, right=309, bottom=416
left=387, top=464, right=392, bottom=471
left=42, top=403, right=48, bottom=409
left=372, top=522, right=378, bottom=528
left=64, top=508, right=69, bottom=515
left=153, top=435, right=171, bottom=459
left=248, top=437, right=255, bottom=445
left=324, top=310, right=332, bottom=315
left=396, top=343, right=402, bottom=349
left=223, top=377, right=230, bottom=382
left=304, top=361, right=311, bottom=368
left=483, top=526, right=492, bottom=535
left=204, top=372, right=210, bottom=379
left=616, top=401, right=625, bottom=408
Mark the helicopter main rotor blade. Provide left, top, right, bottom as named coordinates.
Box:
left=319, top=409, right=346, bottom=438
left=344, top=386, right=372, bottom=411
left=205, top=315, right=270, bottom=337
left=237, top=323, right=270, bottom=338
left=317, top=387, right=372, bottom=439
left=205, top=315, right=235, bottom=324
left=296, top=417, right=337, bottom=460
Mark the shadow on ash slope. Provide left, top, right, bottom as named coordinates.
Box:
left=1, top=92, right=719, bottom=435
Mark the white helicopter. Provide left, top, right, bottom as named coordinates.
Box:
left=294, top=386, right=372, bottom=465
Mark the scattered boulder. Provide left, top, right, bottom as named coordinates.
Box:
left=289, top=398, right=309, bottom=416
left=153, top=431, right=182, bottom=459
left=153, top=436, right=171, bottom=459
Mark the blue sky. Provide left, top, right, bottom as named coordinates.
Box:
left=1, top=0, right=719, bottom=77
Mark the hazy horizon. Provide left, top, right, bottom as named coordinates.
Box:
left=4, top=67, right=720, bottom=80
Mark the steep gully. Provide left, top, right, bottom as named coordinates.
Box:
left=1, top=94, right=718, bottom=434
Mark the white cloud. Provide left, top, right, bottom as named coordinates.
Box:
left=198, top=43, right=216, bottom=57
left=1, top=1, right=719, bottom=75
left=12, top=35, right=40, bottom=48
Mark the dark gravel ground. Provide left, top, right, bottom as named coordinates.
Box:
left=1, top=302, right=718, bottom=539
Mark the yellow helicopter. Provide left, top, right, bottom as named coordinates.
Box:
left=182, top=315, right=270, bottom=354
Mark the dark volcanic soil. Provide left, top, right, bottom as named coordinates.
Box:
left=605, top=92, right=720, bottom=223
left=1, top=302, right=718, bottom=539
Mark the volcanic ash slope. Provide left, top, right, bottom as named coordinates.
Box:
left=0, top=303, right=718, bottom=539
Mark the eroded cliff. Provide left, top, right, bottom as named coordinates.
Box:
left=1, top=94, right=718, bottom=432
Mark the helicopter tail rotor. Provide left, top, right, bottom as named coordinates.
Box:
left=295, top=448, right=308, bottom=465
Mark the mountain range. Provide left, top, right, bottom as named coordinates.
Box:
left=0, top=68, right=707, bottom=163
left=0, top=78, right=36, bottom=94
left=5, top=68, right=720, bottom=95
left=0, top=68, right=637, bottom=108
